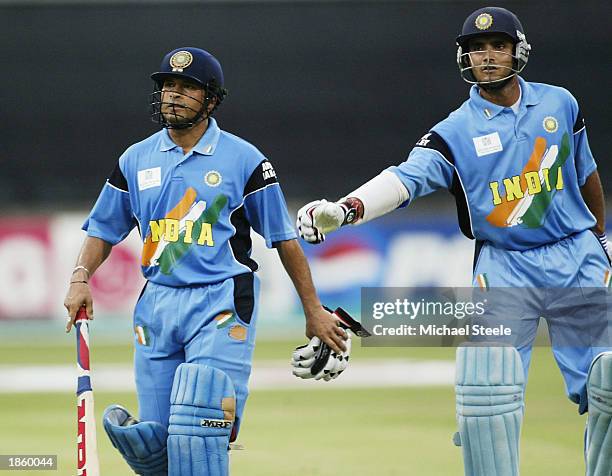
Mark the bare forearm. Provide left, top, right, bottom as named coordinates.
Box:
left=276, top=239, right=321, bottom=313
left=276, top=239, right=347, bottom=351
left=64, top=236, right=112, bottom=330
left=71, top=236, right=113, bottom=281
left=581, top=170, right=606, bottom=235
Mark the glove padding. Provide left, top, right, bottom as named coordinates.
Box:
left=291, top=334, right=352, bottom=381
left=296, top=199, right=347, bottom=244
left=596, top=232, right=612, bottom=263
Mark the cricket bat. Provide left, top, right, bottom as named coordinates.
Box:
left=75, top=307, right=101, bottom=476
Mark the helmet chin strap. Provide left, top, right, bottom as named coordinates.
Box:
left=477, top=73, right=516, bottom=91
left=164, top=106, right=208, bottom=130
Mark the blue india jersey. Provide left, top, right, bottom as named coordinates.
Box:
left=389, top=77, right=597, bottom=251
left=83, top=118, right=296, bottom=286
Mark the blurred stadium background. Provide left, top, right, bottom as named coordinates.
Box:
left=0, top=0, right=609, bottom=474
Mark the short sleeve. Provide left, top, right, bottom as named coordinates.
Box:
left=82, top=159, right=136, bottom=245
left=572, top=106, right=597, bottom=186
left=387, top=131, right=455, bottom=203
left=242, top=160, right=297, bottom=248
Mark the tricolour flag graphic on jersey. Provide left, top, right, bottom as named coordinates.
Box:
left=215, top=311, right=236, bottom=329
left=141, top=187, right=228, bottom=274
left=486, top=133, right=570, bottom=228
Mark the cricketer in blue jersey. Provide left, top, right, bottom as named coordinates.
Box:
left=297, top=7, right=612, bottom=476
left=64, top=47, right=347, bottom=476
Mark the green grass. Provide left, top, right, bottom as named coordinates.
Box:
left=0, top=338, right=453, bottom=365
left=0, top=343, right=586, bottom=475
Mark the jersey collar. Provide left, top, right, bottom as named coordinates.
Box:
left=192, top=118, right=221, bottom=156
left=517, top=77, right=540, bottom=108
left=469, top=76, right=540, bottom=120
left=158, top=118, right=221, bottom=155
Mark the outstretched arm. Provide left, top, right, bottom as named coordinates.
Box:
left=275, top=239, right=347, bottom=353
left=297, top=170, right=409, bottom=244
left=64, top=236, right=113, bottom=332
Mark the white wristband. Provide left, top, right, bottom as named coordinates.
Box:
left=73, top=265, right=90, bottom=277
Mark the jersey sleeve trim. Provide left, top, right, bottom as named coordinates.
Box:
left=106, top=181, right=129, bottom=194
left=424, top=147, right=455, bottom=168
left=244, top=182, right=280, bottom=199
left=415, top=131, right=456, bottom=166
left=83, top=228, right=122, bottom=246
left=573, top=109, right=586, bottom=135
left=108, top=161, right=129, bottom=193
left=270, top=231, right=298, bottom=246
left=243, top=159, right=279, bottom=196
left=418, top=130, right=475, bottom=239
left=579, top=162, right=597, bottom=187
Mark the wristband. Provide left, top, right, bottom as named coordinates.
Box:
left=339, top=198, right=363, bottom=225
left=70, top=280, right=89, bottom=284
left=72, top=265, right=90, bottom=277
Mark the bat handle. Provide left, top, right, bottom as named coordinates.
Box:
left=75, top=307, right=89, bottom=324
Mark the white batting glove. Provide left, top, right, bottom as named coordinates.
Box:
left=291, top=334, right=352, bottom=381
left=596, top=233, right=612, bottom=262
left=296, top=200, right=347, bottom=244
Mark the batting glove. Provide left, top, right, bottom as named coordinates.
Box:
left=296, top=199, right=348, bottom=244
left=291, top=307, right=370, bottom=381
left=597, top=232, right=612, bottom=263
left=291, top=334, right=352, bottom=381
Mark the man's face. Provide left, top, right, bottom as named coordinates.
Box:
left=467, top=34, right=515, bottom=84
left=160, top=77, right=206, bottom=124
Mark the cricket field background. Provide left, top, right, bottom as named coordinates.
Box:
left=0, top=326, right=587, bottom=476
left=1, top=1, right=609, bottom=474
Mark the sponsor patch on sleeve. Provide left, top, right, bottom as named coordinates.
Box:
left=413, top=131, right=455, bottom=165
left=244, top=160, right=279, bottom=196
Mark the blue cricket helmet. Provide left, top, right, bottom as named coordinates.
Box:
left=455, top=7, right=531, bottom=85
left=456, top=7, right=526, bottom=48
left=150, top=47, right=227, bottom=129
left=151, top=47, right=225, bottom=89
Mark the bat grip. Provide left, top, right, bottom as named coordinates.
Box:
left=75, top=307, right=89, bottom=324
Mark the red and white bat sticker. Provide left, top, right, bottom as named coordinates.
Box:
left=75, top=308, right=100, bottom=476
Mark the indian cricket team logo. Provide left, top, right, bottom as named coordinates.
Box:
left=170, top=51, right=193, bottom=72
left=543, top=116, right=559, bottom=133
left=475, top=13, right=493, bottom=30
left=205, top=170, right=222, bottom=187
